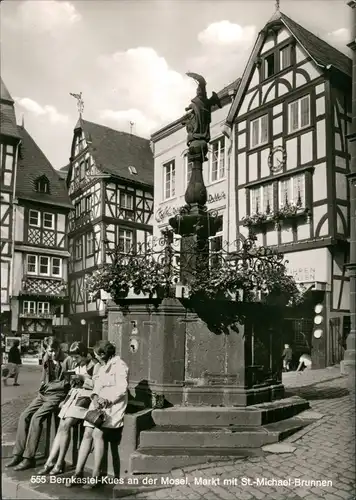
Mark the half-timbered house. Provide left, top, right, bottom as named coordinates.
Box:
left=10, top=124, right=72, bottom=341
left=151, top=79, right=240, bottom=253
left=224, top=11, right=352, bottom=368
left=0, top=78, right=21, bottom=334
left=65, top=119, right=154, bottom=345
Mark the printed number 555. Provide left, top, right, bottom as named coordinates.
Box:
left=30, top=476, right=46, bottom=484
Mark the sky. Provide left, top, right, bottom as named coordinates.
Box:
left=1, top=0, right=352, bottom=170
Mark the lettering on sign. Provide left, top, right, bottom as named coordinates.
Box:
left=287, top=267, right=316, bottom=283
left=155, top=206, right=180, bottom=223
left=207, top=192, right=226, bottom=204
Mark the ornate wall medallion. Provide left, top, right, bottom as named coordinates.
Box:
left=268, top=146, right=286, bottom=173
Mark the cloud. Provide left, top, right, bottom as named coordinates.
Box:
left=97, top=47, right=196, bottom=133
left=186, top=21, right=256, bottom=91
left=99, top=108, right=158, bottom=137
left=198, top=21, right=256, bottom=47
left=4, top=1, right=81, bottom=33
left=325, top=28, right=350, bottom=46
left=15, top=97, right=69, bottom=124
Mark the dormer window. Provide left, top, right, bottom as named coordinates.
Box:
left=35, top=176, right=50, bottom=194
left=128, top=165, right=137, bottom=175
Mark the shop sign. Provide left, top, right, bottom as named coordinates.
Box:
left=287, top=267, right=316, bottom=282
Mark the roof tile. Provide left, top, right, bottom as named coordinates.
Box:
left=280, top=13, right=352, bottom=77
left=80, top=120, right=153, bottom=187
left=16, top=126, right=73, bottom=209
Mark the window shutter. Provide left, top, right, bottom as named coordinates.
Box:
left=290, top=102, right=299, bottom=132
left=300, top=97, right=310, bottom=128
left=261, top=115, right=268, bottom=143
left=272, top=182, right=278, bottom=212
left=252, top=120, right=259, bottom=147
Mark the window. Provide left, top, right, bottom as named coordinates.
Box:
left=43, top=213, right=54, bottom=229
left=250, top=115, right=268, bottom=148
left=38, top=302, right=50, bottom=314
left=280, top=46, right=291, bottom=70
left=2, top=145, right=14, bottom=176
left=80, top=161, right=85, bottom=180
left=264, top=53, right=275, bottom=80
left=75, top=238, right=83, bottom=259
left=26, top=255, right=62, bottom=276
left=278, top=173, right=305, bottom=207
left=289, top=96, right=310, bottom=133
left=85, top=158, right=90, bottom=173
left=75, top=202, right=81, bottom=218
left=118, top=229, right=133, bottom=254
left=29, top=210, right=40, bottom=227
left=39, top=256, right=50, bottom=275
left=211, top=137, right=225, bottom=182
left=27, top=255, right=37, bottom=274
left=35, top=176, right=50, bottom=193
left=52, top=258, right=61, bottom=277
left=23, top=301, right=36, bottom=314
left=185, top=156, right=193, bottom=186
left=128, top=166, right=137, bottom=175
left=209, top=216, right=223, bottom=269
left=86, top=232, right=94, bottom=256
left=250, top=182, right=274, bottom=214
left=120, top=193, right=134, bottom=210
left=163, top=160, right=175, bottom=199
left=85, top=195, right=92, bottom=214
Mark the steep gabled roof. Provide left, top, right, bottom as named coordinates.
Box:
left=58, top=164, right=69, bottom=180
left=226, top=11, right=352, bottom=126
left=280, top=13, right=351, bottom=78
left=16, top=126, right=73, bottom=209
left=0, top=78, right=21, bottom=139
left=73, top=120, right=154, bottom=187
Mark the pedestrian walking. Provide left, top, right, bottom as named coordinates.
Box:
left=5, top=337, right=74, bottom=471
left=3, top=338, right=22, bottom=386
left=282, top=343, right=293, bottom=372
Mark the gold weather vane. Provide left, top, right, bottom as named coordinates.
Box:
left=69, top=92, right=84, bottom=117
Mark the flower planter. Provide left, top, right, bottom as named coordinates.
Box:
left=100, top=290, right=111, bottom=301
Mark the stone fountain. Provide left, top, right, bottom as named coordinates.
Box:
left=104, top=74, right=311, bottom=476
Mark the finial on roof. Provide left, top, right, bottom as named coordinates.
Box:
left=21, top=114, right=25, bottom=128
left=275, top=0, right=280, bottom=11
left=129, top=121, right=134, bottom=134
left=69, top=92, right=84, bottom=117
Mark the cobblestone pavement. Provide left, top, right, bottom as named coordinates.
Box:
left=1, top=365, right=42, bottom=441
left=2, top=366, right=355, bottom=499
left=121, top=368, right=355, bottom=500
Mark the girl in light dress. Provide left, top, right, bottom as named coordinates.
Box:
left=66, top=340, right=128, bottom=489
left=38, top=342, right=101, bottom=475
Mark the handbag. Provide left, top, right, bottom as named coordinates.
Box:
left=76, top=396, right=91, bottom=409
left=84, top=408, right=107, bottom=428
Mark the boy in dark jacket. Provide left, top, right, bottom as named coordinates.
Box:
left=6, top=338, right=74, bottom=471
left=282, top=344, right=293, bottom=372
left=3, top=339, right=22, bottom=386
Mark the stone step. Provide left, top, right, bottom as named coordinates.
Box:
left=130, top=447, right=263, bottom=474
left=151, top=396, right=309, bottom=427
left=139, top=425, right=276, bottom=448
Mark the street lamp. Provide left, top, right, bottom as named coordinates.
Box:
left=80, top=318, right=90, bottom=347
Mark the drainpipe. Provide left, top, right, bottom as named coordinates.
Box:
left=10, top=140, right=21, bottom=302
